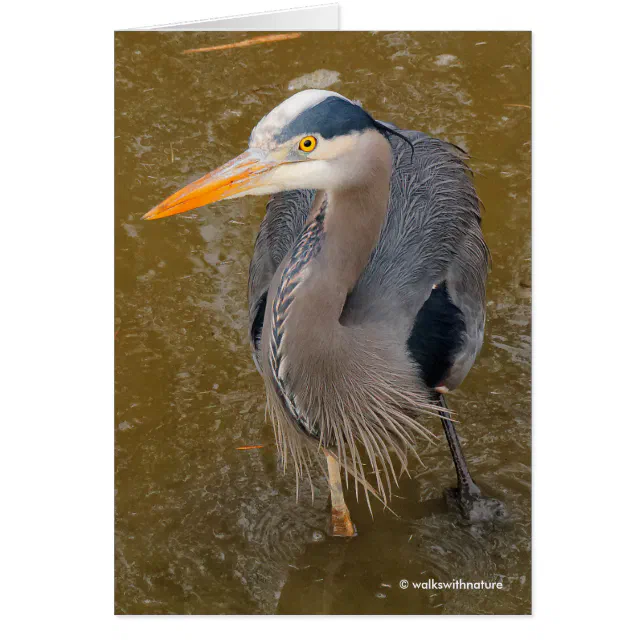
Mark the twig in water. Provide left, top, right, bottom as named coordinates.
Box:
left=183, top=33, right=301, bottom=55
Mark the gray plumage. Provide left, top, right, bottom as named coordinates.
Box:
left=250, top=131, right=487, bottom=388
left=248, top=129, right=488, bottom=503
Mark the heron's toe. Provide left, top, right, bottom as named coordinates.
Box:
left=444, top=487, right=508, bottom=523
left=329, top=507, right=358, bottom=538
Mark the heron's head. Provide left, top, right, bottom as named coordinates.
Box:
left=143, top=90, right=398, bottom=220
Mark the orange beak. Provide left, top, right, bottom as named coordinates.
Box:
left=142, top=149, right=277, bottom=220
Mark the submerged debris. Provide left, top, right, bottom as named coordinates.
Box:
left=434, top=54, right=459, bottom=66
left=288, top=69, right=340, bottom=91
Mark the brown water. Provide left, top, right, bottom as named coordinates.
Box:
left=115, top=31, right=531, bottom=615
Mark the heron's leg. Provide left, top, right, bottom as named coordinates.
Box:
left=435, top=393, right=481, bottom=496
left=324, top=449, right=357, bottom=538
left=434, top=392, right=507, bottom=522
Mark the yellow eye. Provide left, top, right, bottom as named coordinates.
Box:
left=299, top=136, right=317, bottom=152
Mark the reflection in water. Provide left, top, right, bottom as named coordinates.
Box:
left=115, top=31, right=531, bottom=615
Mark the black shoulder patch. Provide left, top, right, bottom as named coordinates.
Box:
left=407, top=283, right=467, bottom=388
left=276, top=96, right=377, bottom=143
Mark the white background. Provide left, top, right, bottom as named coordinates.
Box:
left=1, top=0, right=643, bottom=641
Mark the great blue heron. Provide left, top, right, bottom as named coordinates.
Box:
left=144, top=89, right=505, bottom=537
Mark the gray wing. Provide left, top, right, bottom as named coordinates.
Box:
left=343, top=130, right=489, bottom=389
left=248, top=190, right=313, bottom=370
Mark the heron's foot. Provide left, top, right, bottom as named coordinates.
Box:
left=445, top=486, right=507, bottom=523
left=329, top=504, right=358, bottom=538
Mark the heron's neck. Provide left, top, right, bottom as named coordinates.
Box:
left=267, top=151, right=392, bottom=436
left=274, top=155, right=392, bottom=345
left=266, top=160, right=389, bottom=433
left=317, top=184, right=389, bottom=308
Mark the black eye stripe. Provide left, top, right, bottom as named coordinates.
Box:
left=276, top=96, right=376, bottom=143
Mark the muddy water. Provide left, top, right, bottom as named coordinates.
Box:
left=115, top=31, right=531, bottom=615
